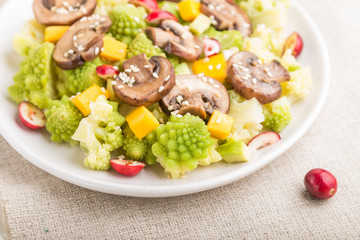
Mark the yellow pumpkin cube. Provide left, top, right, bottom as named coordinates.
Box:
left=100, top=36, right=127, bottom=62
left=192, top=54, right=227, bottom=83
left=126, top=106, right=160, bottom=139
left=44, top=26, right=70, bottom=43
left=71, top=84, right=111, bottom=116
left=207, top=110, right=234, bottom=140
left=178, top=0, right=201, bottom=22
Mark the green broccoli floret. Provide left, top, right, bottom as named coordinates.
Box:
left=55, top=58, right=105, bottom=97
left=45, top=96, right=83, bottom=144
left=71, top=95, right=126, bottom=170
left=8, top=42, right=56, bottom=109
left=127, top=32, right=165, bottom=59
left=123, top=126, right=157, bottom=165
left=109, top=5, right=147, bottom=45
left=202, top=27, right=243, bottom=50
left=152, top=114, right=214, bottom=178
left=262, top=96, right=292, bottom=132
left=217, top=140, right=251, bottom=163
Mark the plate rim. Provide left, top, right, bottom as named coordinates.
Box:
left=0, top=0, right=330, bottom=197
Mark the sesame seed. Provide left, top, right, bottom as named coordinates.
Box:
left=176, top=114, right=183, bottom=118
left=95, top=47, right=100, bottom=55
left=202, top=76, right=208, bottom=82
left=264, top=67, right=270, bottom=72
left=78, top=33, right=84, bottom=38
left=144, top=65, right=150, bottom=68
left=68, top=6, right=74, bottom=12
left=101, top=87, right=106, bottom=93
left=100, top=17, right=106, bottom=22
left=62, top=1, right=69, bottom=7
left=243, top=23, right=250, bottom=28
left=211, top=20, right=218, bottom=25
left=209, top=15, right=215, bottom=20
left=117, top=85, right=124, bottom=89
left=168, top=105, right=173, bottom=111
left=216, top=63, right=221, bottom=70
left=181, top=33, right=188, bottom=39
left=158, top=86, right=165, bottom=92
left=69, top=95, right=75, bottom=100
left=232, top=63, right=239, bottom=68
left=124, top=69, right=132, bottom=73
left=197, top=73, right=205, bottom=77
left=153, top=72, right=159, bottom=78
left=51, top=6, right=57, bottom=12
left=115, top=126, right=120, bottom=130
left=77, top=45, right=85, bottom=51
left=176, top=95, right=183, bottom=104
left=243, top=74, right=251, bottom=80
left=101, top=47, right=105, bottom=52
left=214, top=84, right=220, bottom=88
left=129, top=77, right=136, bottom=84
left=113, top=66, right=119, bottom=70
left=113, top=75, right=117, bottom=79
left=182, top=101, right=189, bottom=106
left=64, top=52, right=69, bottom=58
left=257, top=59, right=263, bottom=64
left=208, top=5, right=214, bottom=10
left=111, top=81, right=117, bottom=85
left=73, top=35, right=78, bottom=41
left=252, top=78, right=257, bottom=84
left=267, top=72, right=273, bottom=77
left=76, top=92, right=81, bottom=96
left=74, top=42, right=78, bottom=48
left=203, top=58, right=210, bottom=63
left=172, top=110, right=179, bottom=115
left=80, top=6, right=87, bottom=14
left=128, top=84, right=133, bottom=87
left=134, top=16, right=140, bottom=23
left=209, top=78, right=214, bottom=84
left=165, top=75, right=171, bottom=81
left=208, top=65, right=213, bottom=70
left=195, top=45, right=200, bottom=49
left=216, top=118, right=221, bottom=124
left=67, top=49, right=74, bottom=54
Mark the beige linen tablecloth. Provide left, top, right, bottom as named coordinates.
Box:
left=1, top=0, right=360, bottom=239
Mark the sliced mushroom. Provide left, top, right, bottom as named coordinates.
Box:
left=160, top=74, right=230, bottom=119
left=145, top=20, right=202, bottom=61
left=113, top=53, right=176, bottom=106
left=200, top=0, right=252, bottom=37
left=53, top=15, right=111, bottom=70
left=33, top=0, right=97, bottom=26
left=227, top=51, right=290, bottom=104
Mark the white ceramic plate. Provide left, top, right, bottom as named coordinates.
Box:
left=0, top=0, right=329, bottom=197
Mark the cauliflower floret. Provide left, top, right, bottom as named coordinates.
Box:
left=152, top=114, right=214, bottom=178
left=8, top=42, right=56, bottom=109
left=109, top=5, right=147, bottom=45
left=127, top=32, right=165, bottom=59
left=227, top=90, right=265, bottom=144
left=262, top=96, right=292, bottom=132
left=72, top=96, right=126, bottom=170
left=45, top=96, right=83, bottom=144
left=281, top=67, right=312, bottom=103
left=55, top=58, right=105, bottom=97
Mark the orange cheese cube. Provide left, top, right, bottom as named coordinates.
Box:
left=192, top=54, right=227, bottom=83
left=207, top=110, right=234, bottom=140
left=71, top=84, right=111, bottom=116
left=178, top=0, right=201, bottom=22
left=126, top=106, right=160, bottom=139
left=44, top=26, right=70, bottom=43
left=100, top=36, right=127, bottom=62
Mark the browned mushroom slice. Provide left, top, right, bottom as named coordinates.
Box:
left=33, top=0, right=97, bottom=26
left=53, top=15, right=111, bottom=70
left=227, top=51, right=290, bottom=104
left=113, top=53, right=176, bottom=106
left=145, top=20, right=202, bottom=61
left=200, top=0, right=252, bottom=37
left=160, top=74, right=230, bottom=119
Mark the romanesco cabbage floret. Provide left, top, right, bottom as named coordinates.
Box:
left=152, top=114, right=214, bottom=178
left=8, top=42, right=56, bottom=109
left=227, top=90, right=264, bottom=143
left=71, top=95, right=126, bottom=170
left=109, top=5, right=147, bottom=45
left=281, top=67, right=312, bottom=103
left=262, top=96, right=292, bottom=132
left=13, top=20, right=46, bottom=57
left=55, top=58, right=105, bottom=97
left=123, top=126, right=157, bottom=165
left=202, top=27, right=243, bottom=50
left=45, top=96, right=83, bottom=144
left=198, top=139, right=222, bottom=166
left=127, top=32, right=165, bottom=59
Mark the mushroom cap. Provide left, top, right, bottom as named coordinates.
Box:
left=33, top=0, right=97, bottom=26
left=53, top=14, right=111, bottom=70
left=227, top=51, right=290, bottom=104
left=145, top=20, right=202, bottom=62
left=113, top=53, right=176, bottom=107
left=200, top=0, right=252, bottom=37
left=160, top=74, right=230, bottom=119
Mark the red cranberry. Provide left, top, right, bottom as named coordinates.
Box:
left=304, top=168, right=337, bottom=200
